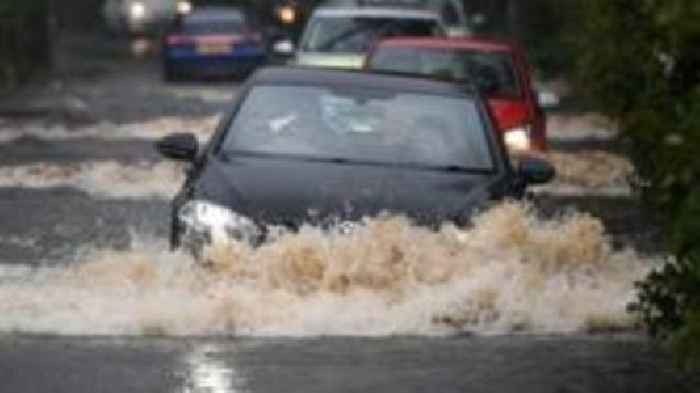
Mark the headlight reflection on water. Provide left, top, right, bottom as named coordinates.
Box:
left=181, top=345, right=247, bottom=393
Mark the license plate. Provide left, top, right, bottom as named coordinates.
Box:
left=197, top=43, right=232, bottom=55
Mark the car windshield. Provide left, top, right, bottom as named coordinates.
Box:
left=301, top=16, right=442, bottom=53
left=182, top=17, right=244, bottom=35
left=221, top=85, right=494, bottom=171
left=369, top=47, right=522, bottom=98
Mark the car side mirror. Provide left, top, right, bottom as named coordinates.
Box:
left=273, top=39, right=296, bottom=57
left=519, top=157, right=556, bottom=185
left=537, top=91, right=560, bottom=109
left=156, top=133, right=198, bottom=162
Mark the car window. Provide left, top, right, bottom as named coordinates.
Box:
left=369, top=47, right=522, bottom=98
left=182, top=17, right=245, bottom=35
left=301, top=17, right=443, bottom=53
left=222, top=85, right=494, bottom=171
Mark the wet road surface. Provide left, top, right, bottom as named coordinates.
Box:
left=1, top=336, right=696, bottom=393
left=0, top=35, right=690, bottom=392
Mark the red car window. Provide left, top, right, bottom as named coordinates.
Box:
left=368, top=46, right=522, bottom=98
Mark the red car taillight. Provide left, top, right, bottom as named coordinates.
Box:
left=489, top=99, right=529, bottom=131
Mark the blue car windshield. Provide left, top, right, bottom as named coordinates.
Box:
left=221, top=85, right=494, bottom=171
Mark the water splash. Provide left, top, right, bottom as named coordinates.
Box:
left=547, top=113, right=618, bottom=141
left=0, top=203, right=653, bottom=337
left=0, top=115, right=219, bottom=143
left=0, top=161, right=185, bottom=198
left=546, top=151, right=633, bottom=189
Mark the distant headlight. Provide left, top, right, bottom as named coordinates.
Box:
left=179, top=200, right=260, bottom=245
left=130, top=2, right=146, bottom=19
left=277, top=6, right=297, bottom=25
left=177, top=1, right=192, bottom=15
left=504, top=125, right=531, bottom=152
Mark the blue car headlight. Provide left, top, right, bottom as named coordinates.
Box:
left=179, top=200, right=260, bottom=246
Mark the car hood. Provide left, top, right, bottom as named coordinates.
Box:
left=295, top=52, right=366, bottom=69
left=193, top=154, right=507, bottom=227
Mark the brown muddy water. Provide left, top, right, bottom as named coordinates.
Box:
left=0, top=203, right=654, bottom=337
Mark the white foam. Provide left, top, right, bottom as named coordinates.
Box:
left=0, top=115, right=220, bottom=144
left=547, top=113, right=618, bottom=141
left=0, top=203, right=654, bottom=337
left=0, top=161, right=185, bottom=199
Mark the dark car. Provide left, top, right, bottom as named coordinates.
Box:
left=162, top=7, right=268, bottom=80
left=156, top=67, right=555, bottom=252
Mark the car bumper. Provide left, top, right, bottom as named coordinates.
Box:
left=165, top=51, right=267, bottom=76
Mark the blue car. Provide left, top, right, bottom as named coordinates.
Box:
left=162, top=7, right=268, bottom=80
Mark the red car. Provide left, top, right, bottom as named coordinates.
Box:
left=365, top=37, right=552, bottom=152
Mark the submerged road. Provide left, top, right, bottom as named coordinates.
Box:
left=1, top=336, right=696, bottom=393
left=0, top=36, right=693, bottom=392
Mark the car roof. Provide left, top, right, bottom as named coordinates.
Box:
left=249, top=67, right=478, bottom=97
left=373, top=37, right=521, bottom=53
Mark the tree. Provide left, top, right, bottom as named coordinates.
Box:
left=577, top=0, right=700, bottom=369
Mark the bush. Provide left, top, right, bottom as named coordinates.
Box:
left=576, top=0, right=700, bottom=368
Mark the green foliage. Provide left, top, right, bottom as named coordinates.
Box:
left=518, top=0, right=582, bottom=80
left=0, top=0, right=50, bottom=90
left=577, top=0, right=700, bottom=368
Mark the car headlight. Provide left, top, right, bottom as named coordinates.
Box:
left=179, top=200, right=260, bottom=245
left=504, top=125, right=531, bottom=152
left=130, top=1, right=146, bottom=19
left=177, top=1, right=192, bottom=15
left=277, top=6, right=297, bottom=25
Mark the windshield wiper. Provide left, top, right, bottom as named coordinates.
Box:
left=405, top=164, right=494, bottom=174
left=220, top=150, right=354, bottom=164
left=221, top=150, right=493, bottom=174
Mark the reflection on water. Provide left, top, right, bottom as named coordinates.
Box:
left=181, top=344, right=248, bottom=393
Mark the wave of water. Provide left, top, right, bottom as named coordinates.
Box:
left=0, top=161, right=185, bottom=198
left=0, top=203, right=653, bottom=337
left=0, top=115, right=219, bottom=143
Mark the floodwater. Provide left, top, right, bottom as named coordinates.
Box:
left=0, top=38, right=692, bottom=392
left=0, top=203, right=653, bottom=337
left=2, top=335, right=693, bottom=393
left=0, top=161, right=184, bottom=198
